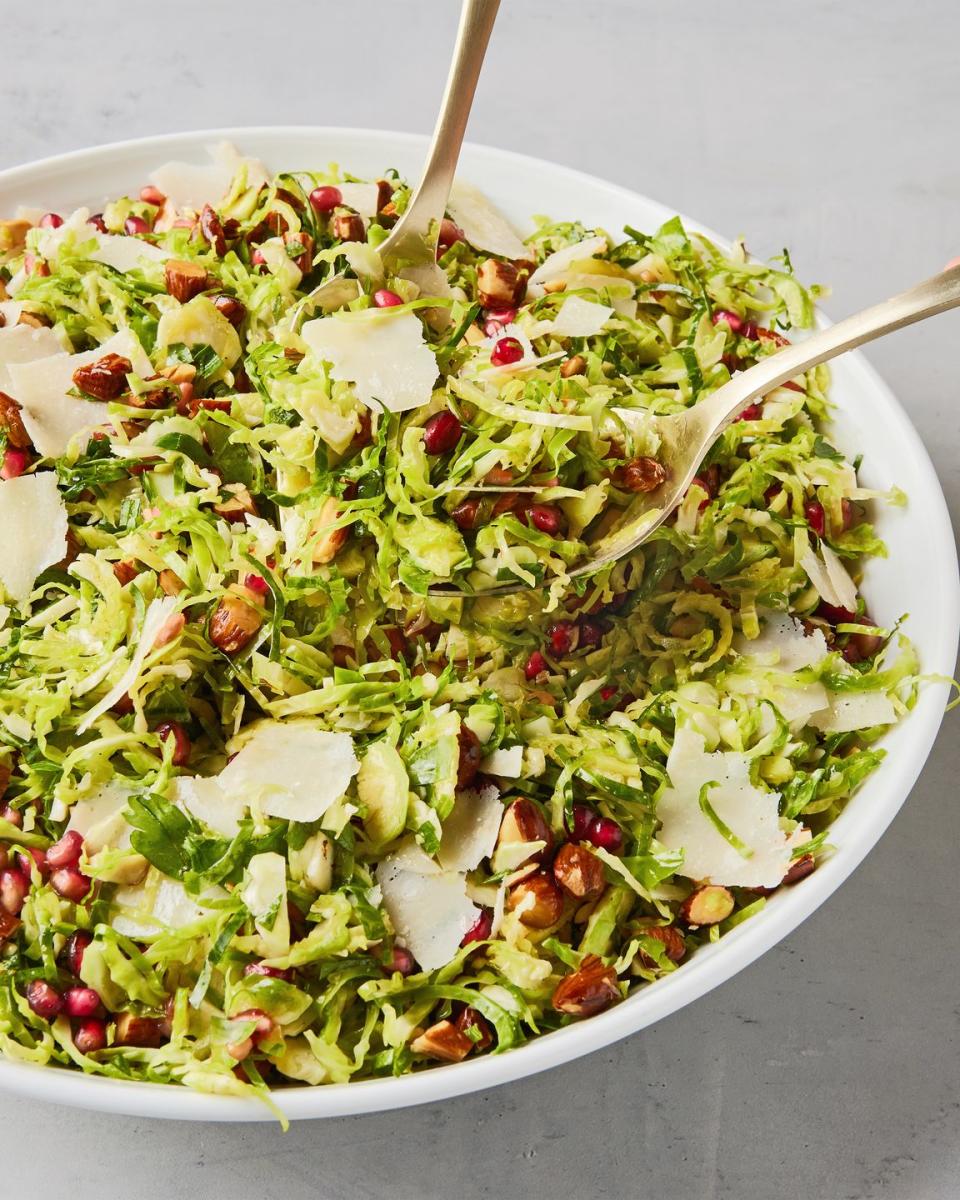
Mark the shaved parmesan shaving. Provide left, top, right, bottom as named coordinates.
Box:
left=438, top=784, right=503, bottom=871
left=480, top=745, right=524, bottom=778
left=377, top=850, right=478, bottom=970
left=77, top=597, right=178, bottom=733
left=337, top=182, right=380, bottom=221
left=0, top=300, right=22, bottom=326
left=658, top=726, right=805, bottom=888
left=528, top=235, right=608, bottom=295
left=8, top=329, right=153, bottom=457
left=549, top=295, right=614, bottom=337
left=111, top=875, right=226, bottom=937
left=447, top=181, right=528, bottom=260
left=736, top=611, right=828, bottom=672
left=301, top=310, right=438, bottom=413
left=820, top=543, right=858, bottom=612
left=809, top=690, right=896, bottom=733
left=0, top=322, right=63, bottom=392
left=0, top=473, right=68, bottom=603
left=219, top=721, right=359, bottom=823
left=66, top=782, right=136, bottom=853
left=173, top=775, right=242, bottom=838
left=91, top=234, right=169, bottom=272
left=149, top=141, right=269, bottom=211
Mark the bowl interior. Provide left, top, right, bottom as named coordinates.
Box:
left=0, top=127, right=956, bottom=1121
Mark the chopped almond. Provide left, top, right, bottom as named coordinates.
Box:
left=410, top=1019, right=473, bottom=1063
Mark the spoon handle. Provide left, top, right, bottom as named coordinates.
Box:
left=382, top=0, right=500, bottom=264
left=695, top=263, right=960, bottom=435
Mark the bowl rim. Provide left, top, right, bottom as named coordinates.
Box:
left=0, top=124, right=956, bottom=1122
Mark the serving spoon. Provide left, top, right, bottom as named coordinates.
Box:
left=433, top=262, right=960, bottom=596
left=295, top=0, right=500, bottom=319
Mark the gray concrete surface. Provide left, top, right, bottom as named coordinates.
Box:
left=1, top=1, right=958, bottom=1196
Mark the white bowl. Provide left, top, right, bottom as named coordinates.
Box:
left=0, top=127, right=956, bottom=1122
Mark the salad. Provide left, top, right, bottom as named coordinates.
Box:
left=0, top=143, right=916, bottom=1111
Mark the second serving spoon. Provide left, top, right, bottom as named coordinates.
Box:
left=455, top=262, right=960, bottom=596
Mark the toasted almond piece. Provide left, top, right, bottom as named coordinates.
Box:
left=311, top=496, right=350, bottom=565
left=542, top=279, right=567, bottom=295
left=552, top=954, right=620, bottom=1016
left=560, top=354, right=586, bottom=378
left=496, top=797, right=553, bottom=862
left=506, top=871, right=564, bottom=929
left=477, top=258, right=526, bottom=308
left=164, top=258, right=209, bottom=303
left=208, top=593, right=262, bottom=654
left=634, top=923, right=687, bottom=969
left=679, top=884, right=734, bottom=927
left=552, top=843, right=605, bottom=900
left=0, top=219, right=32, bottom=255
left=410, top=1019, right=474, bottom=1063
left=114, top=1013, right=165, bottom=1048
left=0, top=392, right=32, bottom=450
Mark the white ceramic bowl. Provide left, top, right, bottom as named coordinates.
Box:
left=0, top=127, right=956, bottom=1121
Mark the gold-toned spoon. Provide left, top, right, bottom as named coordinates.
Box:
left=431, top=263, right=960, bottom=596
left=294, top=0, right=500, bottom=320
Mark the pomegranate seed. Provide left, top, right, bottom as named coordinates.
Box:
left=816, top=601, right=857, bottom=625
left=804, top=500, right=826, bottom=537
left=64, top=930, right=92, bottom=976
left=373, top=288, right=403, bottom=308
left=740, top=321, right=760, bottom=340
left=139, top=185, right=166, bottom=207
left=736, top=403, right=764, bottom=422
left=422, top=410, right=462, bottom=455
left=523, top=504, right=562, bottom=536
left=451, top=498, right=481, bottom=531
left=386, top=945, right=417, bottom=976
left=243, top=573, right=269, bottom=598
left=781, top=380, right=805, bottom=393
left=50, top=866, right=91, bottom=903
left=688, top=476, right=713, bottom=511
left=64, top=986, right=101, bottom=1018
left=45, top=830, right=84, bottom=869
left=460, top=908, right=493, bottom=947
left=840, top=498, right=856, bottom=531
left=232, top=1007, right=275, bottom=1043
left=156, top=721, right=191, bottom=767
left=24, top=255, right=49, bottom=278
left=242, top=961, right=293, bottom=981
left=548, top=621, right=577, bottom=656
left=18, top=848, right=46, bottom=881
left=251, top=247, right=267, bottom=268
left=757, top=327, right=791, bottom=347
left=764, top=482, right=782, bottom=505
left=577, top=619, right=606, bottom=650
left=124, top=215, right=150, bottom=236
left=88, top=213, right=108, bottom=233
left=483, top=307, right=517, bottom=337
left=587, top=816, right=624, bottom=854
left=309, top=185, right=343, bottom=214
left=438, top=218, right=464, bottom=249
left=25, top=979, right=63, bottom=1020
left=600, top=685, right=617, bottom=701
left=490, top=336, right=524, bottom=367
left=39, top=212, right=64, bottom=230
left=73, top=1018, right=107, bottom=1054
left=0, top=868, right=27, bottom=915
left=1, top=448, right=30, bottom=480
left=712, top=309, right=743, bottom=333
left=0, top=805, right=23, bottom=828
left=568, top=804, right=596, bottom=842
left=524, top=650, right=547, bottom=680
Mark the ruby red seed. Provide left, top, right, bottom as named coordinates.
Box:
left=524, top=650, right=547, bottom=680
left=65, top=930, right=93, bottom=977
left=156, top=721, right=191, bottom=768
left=50, top=866, right=91, bottom=903
left=460, top=908, right=493, bottom=947
left=1, top=448, right=30, bottom=480
left=308, top=186, right=343, bottom=214
left=39, top=212, right=64, bottom=230
left=73, top=1018, right=108, bottom=1054
left=804, top=500, right=826, bottom=538
left=490, top=336, right=524, bottom=367
left=711, top=310, right=743, bottom=333
left=587, top=816, right=624, bottom=854
left=373, top=288, right=403, bottom=308
left=422, top=410, right=462, bottom=455
left=25, top=979, right=64, bottom=1020
left=124, top=215, right=150, bottom=236
left=64, top=986, right=101, bottom=1018
left=45, top=830, right=84, bottom=869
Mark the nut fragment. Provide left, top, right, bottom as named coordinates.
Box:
left=552, top=843, right=605, bottom=900
left=454, top=1006, right=493, bottom=1052
left=679, top=884, right=734, bottom=926
left=477, top=258, right=526, bottom=308
left=214, top=483, right=258, bottom=523
left=311, top=496, right=350, bottom=565
left=72, top=353, right=133, bottom=401
left=158, top=568, right=185, bottom=596
left=560, top=354, right=586, bottom=378
left=410, top=1018, right=474, bottom=1063
left=613, top=457, right=668, bottom=493
left=496, top=797, right=553, bottom=863
left=0, top=392, right=32, bottom=450
left=552, top=954, right=620, bottom=1016
left=506, top=871, right=564, bottom=928
left=634, top=923, right=687, bottom=969
left=456, top=723, right=482, bottom=789
left=782, top=854, right=816, bottom=886
left=164, top=258, right=208, bottom=303
left=114, top=1012, right=165, bottom=1048
left=208, top=592, right=263, bottom=654
left=332, top=211, right=365, bottom=242
left=200, top=204, right=227, bottom=256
